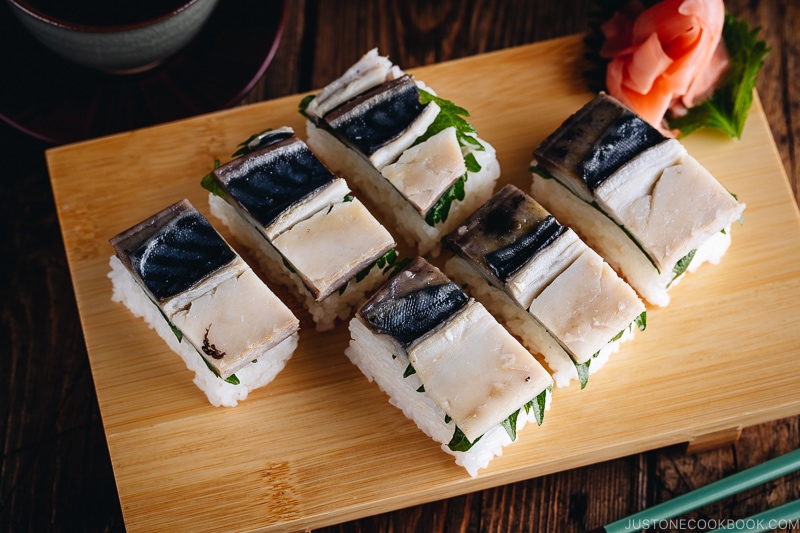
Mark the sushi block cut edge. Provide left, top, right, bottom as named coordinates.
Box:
left=203, top=128, right=398, bottom=332
left=530, top=92, right=746, bottom=307
left=301, top=49, right=501, bottom=257
left=108, top=198, right=300, bottom=407
left=444, top=184, right=646, bottom=389
left=346, top=256, right=553, bottom=477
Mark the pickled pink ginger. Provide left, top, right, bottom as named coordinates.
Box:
left=600, top=0, right=730, bottom=133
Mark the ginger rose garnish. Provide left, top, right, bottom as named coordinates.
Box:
left=587, top=0, right=768, bottom=139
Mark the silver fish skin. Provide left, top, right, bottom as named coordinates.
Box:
left=211, top=136, right=340, bottom=237
left=212, top=133, right=396, bottom=302
left=533, top=92, right=667, bottom=203
left=446, top=184, right=572, bottom=307
left=358, top=257, right=468, bottom=347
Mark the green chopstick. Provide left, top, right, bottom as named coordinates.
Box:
left=709, top=498, right=800, bottom=532
left=592, top=448, right=800, bottom=533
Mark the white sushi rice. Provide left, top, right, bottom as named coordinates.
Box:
left=445, top=255, right=632, bottom=388
left=209, top=193, right=389, bottom=331
left=346, top=316, right=551, bottom=477
left=108, top=255, right=299, bottom=407
left=530, top=172, right=733, bottom=307
left=306, top=120, right=501, bottom=257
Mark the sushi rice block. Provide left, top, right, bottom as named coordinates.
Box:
left=346, top=256, right=553, bottom=477
left=108, top=199, right=300, bottom=407
left=531, top=92, right=746, bottom=307
left=301, top=48, right=501, bottom=256
left=445, top=185, right=645, bottom=389
left=204, top=127, right=397, bottom=331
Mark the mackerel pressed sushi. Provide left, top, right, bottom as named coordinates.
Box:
left=445, top=185, right=645, bottom=389
left=346, top=257, right=553, bottom=477
left=301, top=49, right=501, bottom=256
left=530, top=93, right=746, bottom=307
left=108, top=199, right=300, bottom=407
left=204, top=127, right=397, bottom=331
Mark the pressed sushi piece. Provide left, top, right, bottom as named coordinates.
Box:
left=530, top=92, right=745, bottom=307
left=203, top=127, right=398, bottom=331
left=301, top=49, right=501, bottom=256
left=445, top=185, right=645, bottom=389
left=108, top=199, right=300, bottom=407
left=346, top=257, right=553, bottom=477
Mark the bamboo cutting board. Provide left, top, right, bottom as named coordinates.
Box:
left=47, top=34, right=800, bottom=532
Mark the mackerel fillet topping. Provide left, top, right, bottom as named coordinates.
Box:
left=358, top=257, right=468, bottom=346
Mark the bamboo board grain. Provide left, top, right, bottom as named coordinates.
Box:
left=47, top=34, right=800, bottom=532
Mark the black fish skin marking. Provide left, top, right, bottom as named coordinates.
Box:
left=202, top=326, right=226, bottom=360
left=485, top=216, right=565, bottom=281
left=579, top=112, right=664, bottom=192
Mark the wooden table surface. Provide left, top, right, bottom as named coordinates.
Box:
left=2, top=1, right=798, bottom=532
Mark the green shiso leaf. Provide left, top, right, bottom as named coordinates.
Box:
left=501, top=409, right=520, bottom=442
left=447, top=426, right=481, bottom=452
left=417, top=89, right=484, bottom=153
left=200, top=160, right=224, bottom=199
left=464, top=152, right=481, bottom=173
left=298, top=94, right=315, bottom=116
left=424, top=174, right=467, bottom=226
left=157, top=306, right=183, bottom=342
left=667, top=14, right=769, bottom=139
left=531, top=386, right=551, bottom=426
left=376, top=248, right=397, bottom=270
left=668, top=249, right=696, bottom=287
left=575, top=359, right=591, bottom=390
left=385, top=256, right=414, bottom=279
left=414, top=89, right=482, bottom=228
left=354, top=248, right=398, bottom=283
left=199, top=352, right=239, bottom=385
left=231, top=129, right=271, bottom=158
left=635, top=311, right=647, bottom=332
